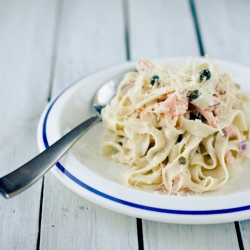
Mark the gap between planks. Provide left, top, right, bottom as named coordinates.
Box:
left=189, top=0, right=204, bottom=56
left=47, top=0, right=65, bottom=102
left=36, top=0, right=64, bottom=249
left=123, top=0, right=131, bottom=61
left=36, top=177, right=45, bottom=250
left=235, top=222, right=245, bottom=250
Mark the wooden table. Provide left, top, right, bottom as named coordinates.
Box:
left=1, top=0, right=250, bottom=249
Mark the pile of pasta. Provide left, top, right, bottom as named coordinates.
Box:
left=101, top=57, right=250, bottom=194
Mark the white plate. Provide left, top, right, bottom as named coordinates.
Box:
left=37, top=57, right=250, bottom=224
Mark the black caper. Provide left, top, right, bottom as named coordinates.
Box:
left=189, top=90, right=200, bottom=101
left=196, top=112, right=206, bottom=122
left=189, top=112, right=206, bottom=122
left=177, top=134, right=182, bottom=143
left=118, top=142, right=123, bottom=146
left=178, top=156, right=187, bottom=165
left=189, top=112, right=196, bottom=120
left=200, top=69, right=211, bottom=81
left=151, top=75, right=159, bottom=85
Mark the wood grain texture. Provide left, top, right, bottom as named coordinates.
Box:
left=129, top=0, right=239, bottom=249
left=128, top=0, right=199, bottom=60
left=0, top=0, right=58, bottom=249
left=195, top=0, right=250, bottom=249
left=39, top=1, right=138, bottom=249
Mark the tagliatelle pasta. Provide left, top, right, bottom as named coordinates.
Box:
left=101, top=57, right=250, bottom=194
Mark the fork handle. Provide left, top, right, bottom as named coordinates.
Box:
left=0, top=115, right=101, bottom=198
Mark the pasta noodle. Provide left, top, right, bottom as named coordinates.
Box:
left=101, top=57, right=250, bottom=194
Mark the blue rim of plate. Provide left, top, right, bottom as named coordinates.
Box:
left=42, top=68, right=250, bottom=216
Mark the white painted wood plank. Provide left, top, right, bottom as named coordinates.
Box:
left=129, top=0, right=239, bottom=249
left=40, top=1, right=138, bottom=249
left=143, top=221, right=239, bottom=250
left=128, top=0, right=199, bottom=60
left=195, top=0, right=250, bottom=66
left=195, top=1, right=250, bottom=249
left=52, top=0, right=127, bottom=93
left=0, top=0, right=58, bottom=249
left=41, top=172, right=138, bottom=250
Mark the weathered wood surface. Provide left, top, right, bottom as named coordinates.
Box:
left=0, top=0, right=58, bottom=249
left=41, top=173, right=138, bottom=250
left=52, top=0, right=127, bottom=92
left=39, top=1, right=138, bottom=249
left=128, top=0, right=199, bottom=60
left=195, top=0, right=250, bottom=66
left=129, top=0, right=239, bottom=249
left=143, top=221, right=239, bottom=250
left=0, top=0, right=249, bottom=249
left=195, top=0, right=250, bottom=249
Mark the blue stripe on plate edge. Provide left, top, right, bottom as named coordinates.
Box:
left=42, top=71, right=250, bottom=216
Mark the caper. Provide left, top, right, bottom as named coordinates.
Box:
left=118, top=142, right=123, bottom=146
left=189, top=112, right=206, bottom=122
left=200, top=69, right=211, bottom=81
left=189, top=112, right=196, bottom=120
left=196, top=112, right=206, bottom=122
left=189, top=90, right=200, bottom=101
left=177, top=134, right=182, bottom=143
left=151, top=75, right=159, bottom=85
left=178, top=156, right=187, bottom=165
